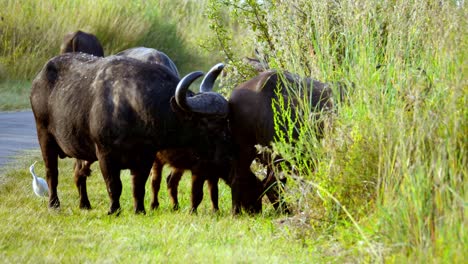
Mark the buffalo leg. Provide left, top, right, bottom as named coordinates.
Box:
left=130, top=161, right=152, bottom=214
left=74, top=159, right=92, bottom=209
left=97, top=153, right=122, bottom=215
left=37, top=128, right=60, bottom=209
left=231, top=147, right=262, bottom=214
left=190, top=174, right=205, bottom=214
left=263, top=165, right=291, bottom=214
left=150, top=159, right=163, bottom=210
left=231, top=149, right=253, bottom=215
left=232, top=169, right=263, bottom=215
left=207, top=177, right=219, bottom=212
left=230, top=165, right=242, bottom=215
left=167, top=169, right=183, bottom=211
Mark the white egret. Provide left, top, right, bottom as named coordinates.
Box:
left=29, top=161, right=49, bottom=197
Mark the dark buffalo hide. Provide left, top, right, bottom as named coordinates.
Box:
left=30, top=53, right=229, bottom=214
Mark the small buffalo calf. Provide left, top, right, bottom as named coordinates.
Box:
left=150, top=149, right=230, bottom=214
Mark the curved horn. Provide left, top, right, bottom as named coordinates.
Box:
left=200, top=63, right=225, bottom=92
left=175, top=71, right=204, bottom=111
left=176, top=69, right=229, bottom=117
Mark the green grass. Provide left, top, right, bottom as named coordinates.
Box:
left=0, top=152, right=372, bottom=263
left=0, top=80, right=31, bottom=111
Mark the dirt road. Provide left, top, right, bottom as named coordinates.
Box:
left=0, top=110, right=39, bottom=167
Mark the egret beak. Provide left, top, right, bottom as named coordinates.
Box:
left=30, top=161, right=37, bottom=175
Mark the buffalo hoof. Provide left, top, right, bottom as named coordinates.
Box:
left=232, top=206, right=241, bottom=215
left=189, top=208, right=198, bottom=215
left=135, top=208, right=146, bottom=215
left=48, top=198, right=60, bottom=209
left=79, top=201, right=92, bottom=210
left=150, top=202, right=159, bottom=210
left=172, top=204, right=179, bottom=211
left=108, top=209, right=121, bottom=216
left=108, top=204, right=121, bottom=215
left=108, top=210, right=121, bottom=216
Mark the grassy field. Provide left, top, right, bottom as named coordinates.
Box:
left=0, top=0, right=466, bottom=263
left=0, top=152, right=359, bottom=263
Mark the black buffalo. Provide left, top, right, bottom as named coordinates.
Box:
left=228, top=70, right=335, bottom=214
left=30, top=53, right=229, bottom=214
left=65, top=48, right=228, bottom=214
left=60, top=30, right=104, bottom=57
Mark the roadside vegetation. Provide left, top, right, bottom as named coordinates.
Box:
left=0, top=0, right=466, bottom=262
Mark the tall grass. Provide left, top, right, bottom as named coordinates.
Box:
left=208, top=0, right=467, bottom=261
left=0, top=0, right=220, bottom=81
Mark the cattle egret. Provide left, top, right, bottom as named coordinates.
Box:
left=29, top=161, right=49, bottom=197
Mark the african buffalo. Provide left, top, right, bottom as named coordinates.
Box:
left=228, top=70, right=335, bottom=214
left=69, top=47, right=181, bottom=210
left=60, top=30, right=104, bottom=57
left=66, top=49, right=227, bottom=214
left=30, top=53, right=229, bottom=214
left=116, top=47, right=179, bottom=78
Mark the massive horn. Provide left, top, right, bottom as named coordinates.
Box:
left=175, top=68, right=229, bottom=117
left=175, top=71, right=204, bottom=112
left=200, top=63, right=224, bottom=92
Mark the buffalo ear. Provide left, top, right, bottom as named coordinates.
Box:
left=45, top=61, right=58, bottom=85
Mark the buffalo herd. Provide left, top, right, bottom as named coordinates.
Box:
left=30, top=30, right=337, bottom=215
